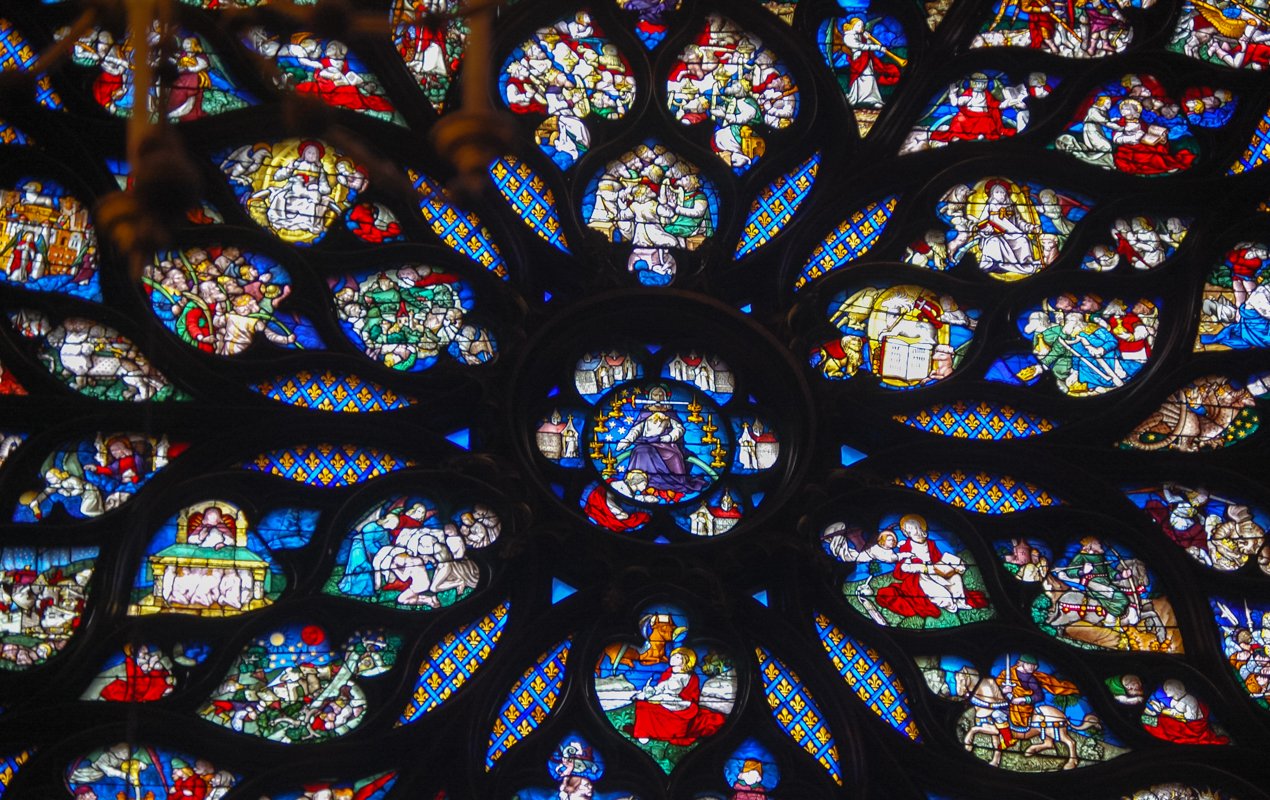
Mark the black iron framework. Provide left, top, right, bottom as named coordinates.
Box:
left=1, top=0, right=1269, bottom=797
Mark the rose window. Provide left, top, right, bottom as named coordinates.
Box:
left=0, top=1, right=1268, bottom=798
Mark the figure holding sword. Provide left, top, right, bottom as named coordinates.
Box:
left=611, top=385, right=710, bottom=498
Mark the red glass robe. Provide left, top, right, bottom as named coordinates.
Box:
left=98, top=651, right=171, bottom=702
left=875, top=539, right=987, bottom=618
left=583, top=484, right=650, bottom=531
left=933, top=92, right=1005, bottom=142
left=1146, top=706, right=1229, bottom=745
left=297, top=60, right=395, bottom=113
left=631, top=670, right=726, bottom=746
left=1113, top=141, right=1195, bottom=175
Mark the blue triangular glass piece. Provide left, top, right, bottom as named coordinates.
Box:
left=751, top=492, right=765, bottom=506
left=984, top=354, right=1042, bottom=385
left=551, top=483, right=566, bottom=499
left=840, top=444, right=867, bottom=466
left=547, top=385, right=560, bottom=398
left=446, top=428, right=471, bottom=449
left=544, top=291, right=553, bottom=302
left=654, top=535, right=671, bottom=544
left=646, top=344, right=661, bottom=354
left=752, top=590, right=770, bottom=607
left=749, top=394, right=759, bottom=404
left=551, top=578, right=577, bottom=604
left=739, top=303, right=752, bottom=314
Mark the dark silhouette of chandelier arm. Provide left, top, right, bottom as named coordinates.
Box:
left=431, top=0, right=517, bottom=201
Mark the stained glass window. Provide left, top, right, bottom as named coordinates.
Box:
left=2, top=0, right=1269, bottom=797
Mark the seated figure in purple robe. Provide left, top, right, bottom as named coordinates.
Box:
left=615, top=385, right=707, bottom=498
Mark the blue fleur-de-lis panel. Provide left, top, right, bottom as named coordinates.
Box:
left=490, top=157, right=570, bottom=253
left=895, top=471, right=1063, bottom=514
left=735, top=153, right=820, bottom=258
left=1231, top=105, right=1270, bottom=174
left=243, top=444, right=416, bottom=486
left=815, top=613, right=921, bottom=741
left=754, top=646, right=843, bottom=786
left=487, top=638, right=572, bottom=770
left=0, top=750, right=31, bottom=792
left=1, top=19, right=62, bottom=111
left=251, top=371, right=416, bottom=413
left=794, top=196, right=898, bottom=291
left=892, top=402, right=1057, bottom=440
left=401, top=601, right=510, bottom=723
left=410, top=170, right=509, bottom=277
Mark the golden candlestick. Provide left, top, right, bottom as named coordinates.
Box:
left=687, top=395, right=703, bottom=423
left=710, top=443, right=727, bottom=469
left=701, top=413, right=719, bottom=444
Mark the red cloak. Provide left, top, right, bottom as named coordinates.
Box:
left=875, top=540, right=987, bottom=618
left=631, top=670, right=727, bottom=746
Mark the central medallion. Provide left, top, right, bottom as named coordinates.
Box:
left=514, top=293, right=812, bottom=544
left=588, top=381, right=730, bottom=506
